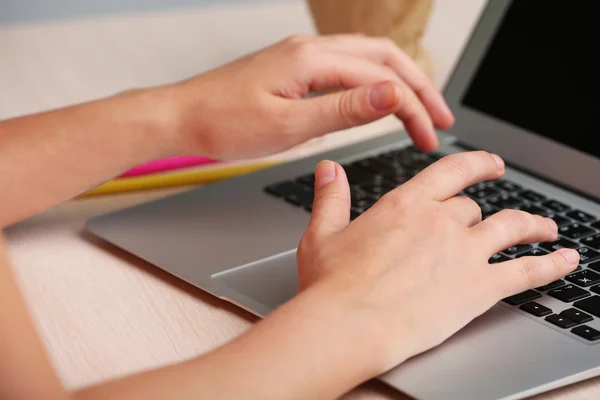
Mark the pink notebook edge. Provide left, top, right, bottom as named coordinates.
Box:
left=119, top=156, right=218, bottom=178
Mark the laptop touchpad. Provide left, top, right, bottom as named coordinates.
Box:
left=211, top=250, right=299, bottom=311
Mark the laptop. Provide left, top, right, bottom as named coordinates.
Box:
left=85, top=1, right=600, bottom=399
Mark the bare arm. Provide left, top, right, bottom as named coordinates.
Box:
left=0, top=89, right=179, bottom=227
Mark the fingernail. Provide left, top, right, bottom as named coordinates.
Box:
left=545, top=217, right=558, bottom=234
left=491, top=153, right=505, bottom=170
left=558, top=248, right=579, bottom=264
left=315, top=160, right=336, bottom=189
left=369, top=82, right=398, bottom=111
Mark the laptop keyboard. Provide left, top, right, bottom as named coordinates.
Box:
left=264, top=146, right=600, bottom=342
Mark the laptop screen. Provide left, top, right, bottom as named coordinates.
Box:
left=461, top=2, right=596, bottom=158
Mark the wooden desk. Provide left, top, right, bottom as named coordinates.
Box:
left=2, top=1, right=598, bottom=398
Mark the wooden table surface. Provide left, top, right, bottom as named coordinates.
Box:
left=2, top=0, right=598, bottom=398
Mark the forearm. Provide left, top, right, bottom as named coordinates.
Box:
left=75, top=284, right=385, bottom=400
left=1, top=232, right=385, bottom=400
left=0, top=87, right=181, bottom=227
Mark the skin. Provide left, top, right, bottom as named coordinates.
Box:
left=0, top=35, right=579, bottom=400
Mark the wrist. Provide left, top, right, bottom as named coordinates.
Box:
left=299, top=281, right=416, bottom=375
left=290, top=282, right=405, bottom=380
left=107, top=85, right=186, bottom=159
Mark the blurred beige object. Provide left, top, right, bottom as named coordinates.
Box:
left=307, top=0, right=435, bottom=77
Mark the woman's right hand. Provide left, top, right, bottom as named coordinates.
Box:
left=297, top=150, right=579, bottom=374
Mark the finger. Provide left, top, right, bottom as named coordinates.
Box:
left=444, top=196, right=482, bottom=227
left=472, top=210, right=559, bottom=255
left=493, top=249, right=579, bottom=297
left=315, top=34, right=454, bottom=130
left=403, top=151, right=505, bottom=201
left=292, top=52, right=437, bottom=150
left=293, top=82, right=436, bottom=151
left=307, top=160, right=351, bottom=238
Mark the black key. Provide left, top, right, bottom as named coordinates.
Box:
left=592, top=221, right=600, bottom=231
left=296, top=174, right=315, bottom=188
left=502, top=244, right=533, bottom=256
left=560, top=308, right=593, bottom=324
left=350, top=186, right=377, bottom=201
left=353, top=157, right=394, bottom=173
left=265, top=181, right=313, bottom=207
left=518, top=190, right=546, bottom=203
left=481, top=203, right=500, bottom=219
left=493, top=180, right=522, bottom=193
left=488, top=194, right=523, bottom=209
left=515, top=203, right=547, bottom=215
left=285, top=191, right=314, bottom=207
left=360, top=181, right=395, bottom=196
left=350, top=208, right=362, bottom=220
left=382, top=171, right=411, bottom=185
left=571, top=325, right=600, bottom=341
left=516, top=248, right=548, bottom=258
left=536, top=280, right=566, bottom=291
left=548, top=284, right=590, bottom=302
left=382, top=147, right=433, bottom=170
left=464, top=182, right=491, bottom=196
left=342, top=165, right=376, bottom=185
left=542, top=199, right=571, bottom=213
left=520, top=301, right=552, bottom=317
left=547, top=214, right=572, bottom=227
left=591, top=285, right=600, bottom=295
left=545, top=314, right=577, bottom=329
left=576, top=247, right=600, bottom=264
left=503, top=290, right=541, bottom=306
left=428, top=152, right=444, bottom=161
left=566, top=209, right=597, bottom=223
left=574, top=296, right=600, bottom=318
left=469, top=187, right=499, bottom=200
left=580, top=234, right=600, bottom=250
left=589, top=262, right=600, bottom=274
left=265, top=181, right=293, bottom=197
left=489, top=253, right=510, bottom=264
left=351, top=197, right=375, bottom=209
left=539, top=237, right=578, bottom=252
left=565, top=269, right=600, bottom=287
left=559, top=223, right=595, bottom=240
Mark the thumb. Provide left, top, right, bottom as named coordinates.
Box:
left=294, top=81, right=402, bottom=138
left=308, top=160, right=351, bottom=237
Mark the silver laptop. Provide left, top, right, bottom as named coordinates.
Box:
left=86, top=1, right=600, bottom=399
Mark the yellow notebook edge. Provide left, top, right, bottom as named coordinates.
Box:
left=80, top=160, right=279, bottom=197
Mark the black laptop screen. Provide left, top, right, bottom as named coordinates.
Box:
left=461, top=1, right=597, bottom=158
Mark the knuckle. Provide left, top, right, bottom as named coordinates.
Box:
left=284, top=34, right=312, bottom=46
left=297, top=232, right=317, bottom=263
left=438, top=153, right=471, bottom=175
left=548, top=253, right=565, bottom=274
left=289, top=41, right=317, bottom=62
left=335, top=91, right=362, bottom=125
left=519, top=257, right=540, bottom=286
left=377, top=36, right=398, bottom=49
left=382, top=189, right=410, bottom=213
left=499, top=209, right=530, bottom=228
left=462, top=196, right=483, bottom=220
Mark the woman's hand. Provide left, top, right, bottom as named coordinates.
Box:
left=166, top=34, right=454, bottom=159
left=297, top=151, right=579, bottom=374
